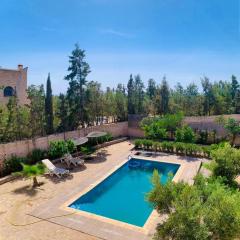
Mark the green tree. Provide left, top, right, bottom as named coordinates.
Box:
left=86, top=81, right=103, bottom=125
left=27, top=85, right=46, bottom=138
left=127, top=74, right=135, bottom=114
left=14, top=163, right=45, bottom=187
left=115, top=84, right=127, bottom=121
left=160, top=77, right=170, bottom=114
left=45, top=73, right=54, bottom=134
left=148, top=171, right=240, bottom=240
left=231, top=75, right=239, bottom=103
left=103, top=87, right=116, bottom=123
left=201, top=77, right=215, bottom=115
left=134, top=74, right=145, bottom=114
left=146, top=78, right=156, bottom=100
left=3, top=96, right=29, bottom=141
left=65, top=43, right=91, bottom=128
left=223, top=118, right=240, bottom=145
left=175, top=125, right=195, bottom=143
left=210, top=143, right=240, bottom=185
left=57, top=93, right=69, bottom=133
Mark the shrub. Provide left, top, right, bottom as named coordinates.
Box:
left=148, top=172, right=240, bottom=240
left=88, top=132, right=113, bottom=145
left=153, top=142, right=160, bottom=152
left=26, top=149, right=47, bottom=165
left=48, top=140, right=76, bottom=159
left=198, top=130, right=208, bottom=144
left=133, top=138, right=216, bottom=158
left=80, top=146, right=94, bottom=155
left=2, top=156, right=27, bottom=176
left=175, top=142, right=185, bottom=155
left=175, top=126, right=195, bottom=143
left=185, top=143, right=197, bottom=156
left=66, top=139, right=76, bottom=153
left=210, top=143, right=240, bottom=185
left=142, top=139, right=153, bottom=150
left=134, top=139, right=143, bottom=149
left=161, top=141, right=174, bottom=153
left=141, top=113, right=184, bottom=140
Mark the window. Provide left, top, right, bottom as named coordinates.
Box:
left=3, top=86, right=15, bottom=97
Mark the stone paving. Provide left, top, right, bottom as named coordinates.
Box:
left=0, top=141, right=203, bottom=240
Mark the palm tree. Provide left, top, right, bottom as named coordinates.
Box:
left=14, top=163, right=45, bottom=187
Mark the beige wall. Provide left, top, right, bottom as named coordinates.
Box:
left=0, top=65, right=28, bottom=105
left=0, top=122, right=128, bottom=161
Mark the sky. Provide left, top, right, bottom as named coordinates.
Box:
left=0, top=0, right=239, bottom=94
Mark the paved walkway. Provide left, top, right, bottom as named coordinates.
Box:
left=0, top=141, right=203, bottom=240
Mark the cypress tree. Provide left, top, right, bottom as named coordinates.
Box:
left=127, top=74, right=135, bottom=114
left=45, top=73, right=54, bottom=134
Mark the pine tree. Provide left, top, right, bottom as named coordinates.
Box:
left=147, top=78, right=156, bottom=100
left=45, top=73, right=54, bottom=134
left=65, top=44, right=91, bottom=129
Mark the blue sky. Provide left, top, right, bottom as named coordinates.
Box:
left=0, top=0, right=239, bottom=94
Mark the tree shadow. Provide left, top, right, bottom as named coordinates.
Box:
left=69, top=165, right=87, bottom=173
left=84, top=150, right=111, bottom=164
left=12, top=182, right=45, bottom=197
left=43, top=173, right=74, bottom=184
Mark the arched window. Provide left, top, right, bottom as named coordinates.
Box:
left=3, top=86, right=15, bottom=97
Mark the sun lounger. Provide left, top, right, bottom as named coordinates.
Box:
left=42, top=159, right=70, bottom=178
left=62, top=153, right=85, bottom=167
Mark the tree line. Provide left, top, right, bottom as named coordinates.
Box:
left=127, top=74, right=240, bottom=116
left=0, top=43, right=239, bottom=143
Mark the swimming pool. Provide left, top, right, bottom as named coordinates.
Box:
left=69, top=158, right=180, bottom=227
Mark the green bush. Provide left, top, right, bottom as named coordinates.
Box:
left=88, top=132, right=113, bottom=145
left=175, top=126, right=195, bottom=143
left=134, top=139, right=143, bottom=149
left=210, top=143, right=240, bottom=185
left=26, top=149, right=47, bottom=165
left=80, top=146, right=94, bottom=155
left=2, top=156, right=27, bottom=176
left=198, top=130, right=208, bottom=144
left=175, top=142, right=185, bottom=155
left=148, top=172, right=240, bottom=240
left=133, top=138, right=216, bottom=158
left=161, top=141, right=174, bottom=153
left=142, top=139, right=153, bottom=150
left=48, top=140, right=76, bottom=159
left=66, top=139, right=76, bottom=153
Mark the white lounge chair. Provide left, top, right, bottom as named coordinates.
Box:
left=62, top=153, right=85, bottom=167
left=42, top=159, right=70, bottom=178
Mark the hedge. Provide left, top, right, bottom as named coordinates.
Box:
left=134, top=139, right=218, bottom=158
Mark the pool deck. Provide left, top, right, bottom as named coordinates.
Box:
left=0, top=141, right=203, bottom=240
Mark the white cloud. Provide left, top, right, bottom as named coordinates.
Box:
left=99, top=28, right=135, bottom=38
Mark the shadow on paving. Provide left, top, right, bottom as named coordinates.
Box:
left=43, top=173, right=74, bottom=184
left=12, top=183, right=45, bottom=197
left=84, top=150, right=111, bottom=164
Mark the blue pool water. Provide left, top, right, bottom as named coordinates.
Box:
left=69, top=158, right=179, bottom=227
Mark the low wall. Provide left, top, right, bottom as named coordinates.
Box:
left=0, top=122, right=128, bottom=160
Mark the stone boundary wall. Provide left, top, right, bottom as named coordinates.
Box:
left=128, top=114, right=240, bottom=144
left=1, top=114, right=240, bottom=161
left=0, top=122, right=128, bottom=160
